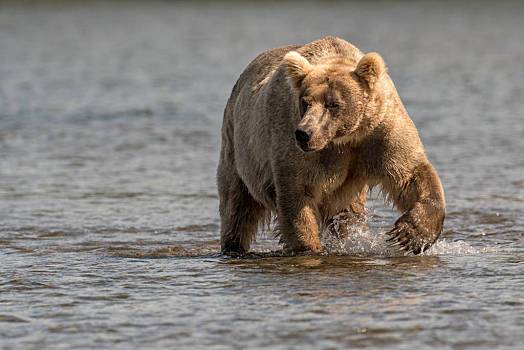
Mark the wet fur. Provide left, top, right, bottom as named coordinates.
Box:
left=218, top=36, right=445, bottom=255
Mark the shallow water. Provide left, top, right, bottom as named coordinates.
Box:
left=1, top=1, right=523, bottom=349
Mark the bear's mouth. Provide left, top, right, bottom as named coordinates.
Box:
left=296, top=140, right=324, bottom=153
left=297, top=140, right=311, bottom=152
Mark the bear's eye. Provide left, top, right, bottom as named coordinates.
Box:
left=326, top=101, right=340, bottom=110
left=301, top=98, right=310, bottom=112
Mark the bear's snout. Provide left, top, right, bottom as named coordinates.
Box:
left=295, top=129, right=313, bottom=152
left=295, top=129, right=310, bottom=143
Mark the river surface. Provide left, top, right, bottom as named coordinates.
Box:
left=1, top=1, right=523, bottom=349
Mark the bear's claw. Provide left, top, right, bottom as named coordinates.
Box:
left=386, top=221, right=431, bottom=255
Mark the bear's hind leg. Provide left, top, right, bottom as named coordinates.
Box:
left=218, top=170, right=266, bottom=255
left=326, top=185, right=368, bottom=240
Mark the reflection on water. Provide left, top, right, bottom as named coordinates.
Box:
left=1, top=1, right=523, bottom=349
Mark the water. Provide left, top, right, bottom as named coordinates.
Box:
left=1, top=1, right=523, bottom=349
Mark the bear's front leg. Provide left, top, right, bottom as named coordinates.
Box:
left=273, top=172, right=322, bottom=253
left=277, top=194, right=322, bottom=253
left=385, top=162, right=446, bottom=255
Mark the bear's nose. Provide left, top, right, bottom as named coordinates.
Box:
left=295, top=129, right=310, bottom=143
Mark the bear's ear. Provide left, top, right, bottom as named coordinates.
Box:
left=355, top=52, right=386, bottom=90
left=282, top=51, right=312, bottom=89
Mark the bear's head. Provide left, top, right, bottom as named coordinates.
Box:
left=283, top=51, right=387, bottom=152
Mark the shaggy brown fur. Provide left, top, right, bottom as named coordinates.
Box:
left=217, top=36, right=445, bottom=255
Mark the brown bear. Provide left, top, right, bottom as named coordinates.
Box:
left=217, top=36, right=445, bottom=255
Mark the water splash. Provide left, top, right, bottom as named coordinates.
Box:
left=423, top=238, right=482, bottom=256
left=322, top=212, right=481, bottom=257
